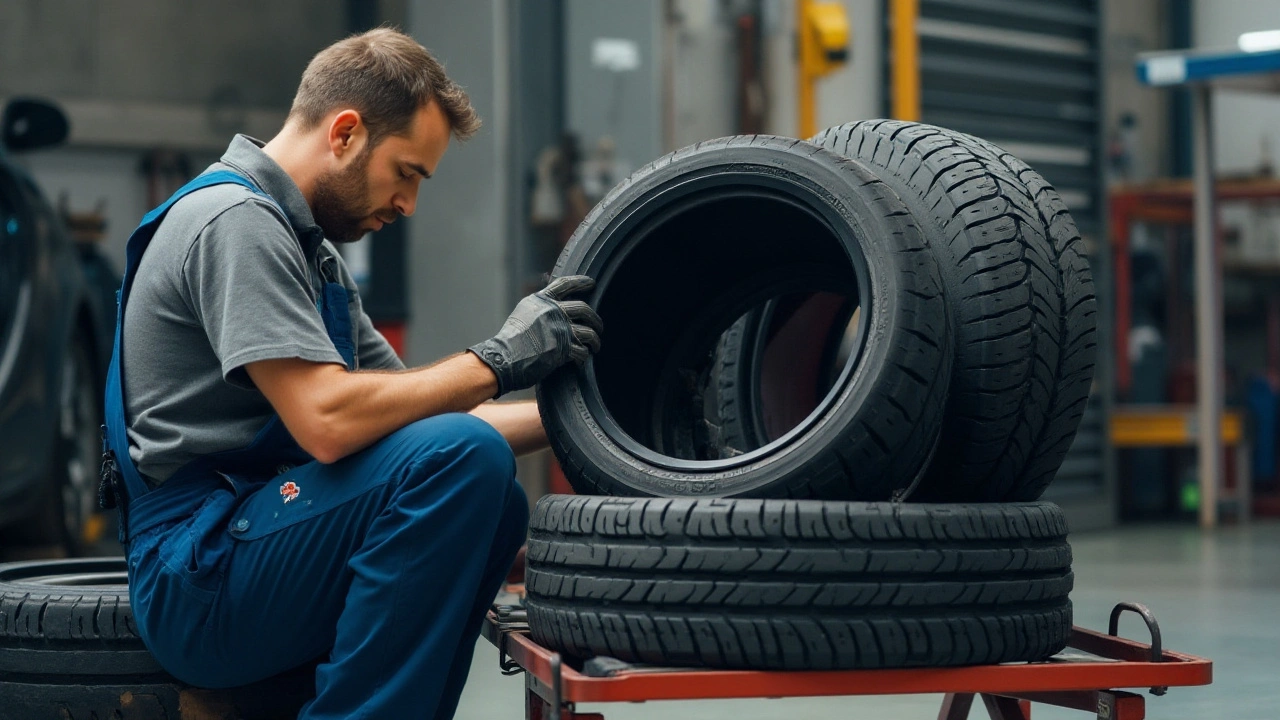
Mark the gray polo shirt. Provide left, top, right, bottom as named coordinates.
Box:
left=123, top=135, right=405, bottom=484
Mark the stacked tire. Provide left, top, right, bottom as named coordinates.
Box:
left=525, top=496, right=1073, bottom=670
left=531, top=120, right=1096, bottom=670
left=0, top=561, right=316, bottom=717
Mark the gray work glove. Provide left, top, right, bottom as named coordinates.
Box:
left=468, top=275, right=603, bottom=398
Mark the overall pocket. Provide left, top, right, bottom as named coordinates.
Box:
left=158, top=487, right=240, bottom=600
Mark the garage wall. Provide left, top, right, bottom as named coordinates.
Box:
left=0, top=0, right=351, bottom=270
left=404, top=0, right=512, bottom=365
left=666, top=1, right=739, bottom=149
left=0, top=0, right=342, bottom=107
left=564, top=0, right=665, bottom=175
left=560, top=0, right=883, bottom=161
left=11, top=148, right=162, bottom=271
left=0, top=0, right=538, bottom=370
left=1104, top=0, right=1171, bottom=183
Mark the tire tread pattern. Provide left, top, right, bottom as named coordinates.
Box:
left=811, top=120, right=1095, bottom=500
left=526, top=496, right=1073, bottom=670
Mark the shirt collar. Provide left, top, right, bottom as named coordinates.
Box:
left=216, top=134, right=326, bottom=256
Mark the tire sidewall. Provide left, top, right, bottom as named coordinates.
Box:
left=537, top=136, right=933, bottom=498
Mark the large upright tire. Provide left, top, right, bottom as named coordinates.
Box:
left=536, top=135, right=952, bottom=501
left=525, top=495, right=1074, bottom=670
left=952, top=138, right=1099, bottom=500
left=811, top=120, right=1081, bottom=501
left=0, top=558, right=314, bottom=719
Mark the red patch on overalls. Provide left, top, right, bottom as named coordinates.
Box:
left=280, top=481, right=300, bottom=504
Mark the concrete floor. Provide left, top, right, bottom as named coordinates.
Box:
left=452, top=521, right=1280, bottom=720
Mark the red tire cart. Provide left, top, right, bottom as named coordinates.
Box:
left=484, top=602, right=1212, bottom=720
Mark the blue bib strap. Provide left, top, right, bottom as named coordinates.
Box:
left=104, top=171, right=276, bottom=538
left=104, top=167, right=357, bottom=544
left=321, top=282, right=356, bottom=367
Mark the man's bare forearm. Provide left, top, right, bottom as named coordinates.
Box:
left=469, top=400, right=548, bottom=456
left=246, top=352, right=499, bottom=463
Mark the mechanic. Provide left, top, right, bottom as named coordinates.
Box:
left=101, top=27, right=602, bottom=719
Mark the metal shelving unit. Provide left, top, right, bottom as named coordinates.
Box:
left=1135, top=45, right=1280, bottom=528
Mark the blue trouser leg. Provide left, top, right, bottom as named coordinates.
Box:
left=429, top=481, right=529, bottom=720
left=129, top=413, right=527, bottom=720
left=299, top=418, right=528, bottom=720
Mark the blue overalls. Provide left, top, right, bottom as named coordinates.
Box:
left=104, top=170, right=528, bottom=719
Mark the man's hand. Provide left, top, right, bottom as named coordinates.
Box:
left=468, top=275, right=603, bottom=398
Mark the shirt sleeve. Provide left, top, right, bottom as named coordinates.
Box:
left=182, top=198, right=347, bottom=389
left=356, top=310, right=407, bottom=370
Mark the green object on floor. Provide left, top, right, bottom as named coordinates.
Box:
left=1180, top=479, right=1200, bottom=512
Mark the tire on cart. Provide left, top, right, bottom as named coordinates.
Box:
left=525, top=494, right=1074, bottom=671
left=0, top=558, right=314, bottom=719
left=941, top=132, right=1099, bottom=501
left=804, top=120, right=1097, bottom=502
left=710, top=122, right=1100, bottom=502
left=536, top=134, right=952, bottom=501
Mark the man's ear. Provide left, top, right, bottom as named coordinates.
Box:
left=327, top=109, right=366, bottom=159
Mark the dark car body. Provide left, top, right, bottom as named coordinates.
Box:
left=0, top=99, right=118, bottom=552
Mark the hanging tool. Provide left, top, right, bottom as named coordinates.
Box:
left=796, top=0, right=850, bottom=138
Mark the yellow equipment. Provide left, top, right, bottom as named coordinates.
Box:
left=797, top=0, right=850, bottom=138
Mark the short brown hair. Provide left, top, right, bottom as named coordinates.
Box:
left=289, top=27, right=481, bottom=144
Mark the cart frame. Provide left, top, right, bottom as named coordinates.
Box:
left=483, top=602, right=1212, bottom=720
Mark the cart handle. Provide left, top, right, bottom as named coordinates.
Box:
left=1108, top=602, right=1168, bottom=696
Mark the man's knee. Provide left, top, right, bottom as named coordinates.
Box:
left=397, top=413, right=517, bottom=498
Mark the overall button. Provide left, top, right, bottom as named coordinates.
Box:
left=233, top=518, right=250, bottom=533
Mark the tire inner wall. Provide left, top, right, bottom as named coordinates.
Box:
left=592, top=192, right=854, bottom=454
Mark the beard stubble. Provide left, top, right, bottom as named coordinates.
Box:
left=311, top=148, right=375, bottom=244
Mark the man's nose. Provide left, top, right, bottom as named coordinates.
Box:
left=392, top=193, right=417, bottom=217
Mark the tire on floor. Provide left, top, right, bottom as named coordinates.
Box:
left=536, top=134, right=952, bottom=501
left=0, top=558, right=313, bottom=720
left=525, top=495, right=1074, bottom=670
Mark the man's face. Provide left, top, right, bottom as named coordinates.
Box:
left=312, top=101, right=452, bottom=243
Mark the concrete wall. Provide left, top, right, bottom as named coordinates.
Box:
left=1194, top=0, right=1280, bottom=174
left=0, top=0, right=342, bottom=108
left=0, top=0, right=349, bottom=271
left=14, top=148, right=188, bottom=272
left=558, top=0, right=882, bottom=166
left=667, top=0, right=738, bottom=149
left=410, top=0, right=560, bottom=500
left=508, top=1, right=566, bottom=295
left=405, top=0, right=513, bottom=365
left=564, top=0, right=664, bottom=174
left=0, top=0, right=535, bottom=370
